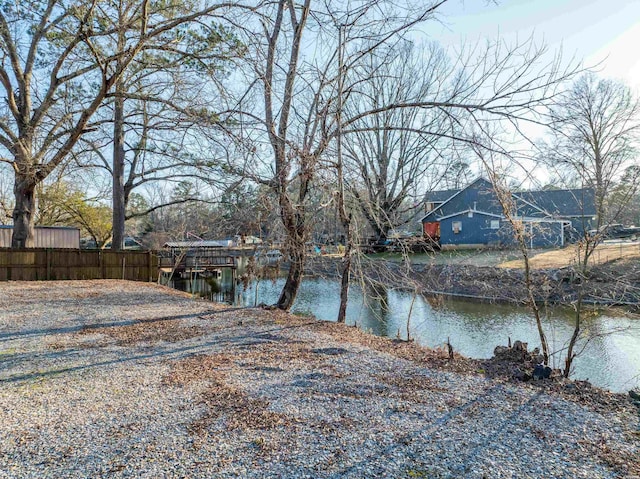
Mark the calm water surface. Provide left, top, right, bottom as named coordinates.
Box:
left=169, top=264, right=640, bottom=393
left=234, top=276, right=640, bottom=393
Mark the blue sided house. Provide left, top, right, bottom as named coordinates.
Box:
left=421, top=178, right=596, bottom=249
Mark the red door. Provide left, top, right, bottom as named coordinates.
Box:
left=423, top=222, right=440, bottom=242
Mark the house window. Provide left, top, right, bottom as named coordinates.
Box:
left=468, top=211, right=473, bottom=218
left=452, top=221, right=462, bottom=234
left=490, top=220, right=500, bottom=229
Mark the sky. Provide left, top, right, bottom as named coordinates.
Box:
left=413, top=0, right=640, bottom=187
left=431, top=0, right=640, bottom=91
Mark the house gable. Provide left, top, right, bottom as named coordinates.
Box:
left=422, top=177, right=502, bottom=221
left=420, top=178, right=595, bottom=248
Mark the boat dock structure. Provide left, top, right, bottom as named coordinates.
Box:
left=158, top=241, right=238, bottom=280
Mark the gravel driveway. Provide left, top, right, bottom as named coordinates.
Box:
left=0, top=280, right=638, bottom=478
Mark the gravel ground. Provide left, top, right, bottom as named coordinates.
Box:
left=0, top=280, right=638, bottom=478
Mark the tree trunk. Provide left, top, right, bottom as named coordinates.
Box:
left=523, top=247, right=550, bottom=365
left=564, top=247, right=591, bottom=378
left=275, top=198, right=308, bottom=310
left=370, top=218, right=392, bottom=242
left=564, top=294, right=582, bottom=377
left=274, top=152, right=310, bottom=310
left=337, top=241, right=352, bottom=323
left=277, top=244, right=304, bottom=310
left=336, top=24, right=350, bottom=324
left=11, top=174, right=36, bottom=248
left=112, top=80, right=126, bottom=251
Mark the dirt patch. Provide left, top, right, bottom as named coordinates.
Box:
left=499, top=242, right=640, bottom=269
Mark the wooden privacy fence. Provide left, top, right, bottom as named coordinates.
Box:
left=0, top=248, right=158, bottom=282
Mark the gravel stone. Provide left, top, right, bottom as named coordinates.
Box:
left=0, top=280, right=638, bottom=479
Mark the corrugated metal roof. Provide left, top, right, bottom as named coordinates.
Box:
left=163, top=240, right=227, bottom=248
left=0, top=226, right=80, bottom=248
left=0, top=225, right=80, bottom=230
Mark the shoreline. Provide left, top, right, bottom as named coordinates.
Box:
left=1, top=280, right=638, bottom=478
left=304, top=255, right=640, bottom=310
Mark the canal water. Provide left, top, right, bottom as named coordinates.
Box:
left=169, top=266, right=640, bottom=393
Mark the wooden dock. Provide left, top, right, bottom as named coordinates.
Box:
left=158, top=244, right=237, bottom=279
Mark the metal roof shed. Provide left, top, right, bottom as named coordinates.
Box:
left=0, top=226, right=81, bottom=249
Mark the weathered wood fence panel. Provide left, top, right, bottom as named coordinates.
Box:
left=0, top=249, right=158, bottom=282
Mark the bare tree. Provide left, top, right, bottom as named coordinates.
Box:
left=605, top=165, right=640, bottom=226
left=537, top=74, right=639, bottom=377
left=142, top=181, right=214, bottom=242
left=335, top=22, right=351, bottom=323
left=0, top=0, right=238, bottom=248
left=106, top=4, right=242, bottom=250
left=226, top=0, right=441, bottom=310
left=342, top=41, right=453, bottom=240
left=80, top=76, right=237, bottom=249
left=540, top=73, right=640, bottom=226
left=227, top=0, right=579, bottom=312
left=331, top=36, right=580, bottom=327
left=440, top=159, right=473, bottom=190
left=476, top=150, right=551, bottom=364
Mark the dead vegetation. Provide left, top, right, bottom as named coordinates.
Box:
left=164, top=354, right=288, bottom=434
left=161, top=331, right=337, bottom=435
left=293, top=315, right=637, bottom=417
left=76, top=317, right=206, bottom=346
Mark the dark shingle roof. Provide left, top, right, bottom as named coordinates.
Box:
left=424, top=189, right=459, bottom=203
left=514, top=189, right=596, bottom=217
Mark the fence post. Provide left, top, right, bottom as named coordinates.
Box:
left=99, top=250, right=104, bottom=279
left=147, top=251, right=153, bottom=282
left=46, top=249, right=51, bottom=280
left=122, top=256, right=126, bottom=280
